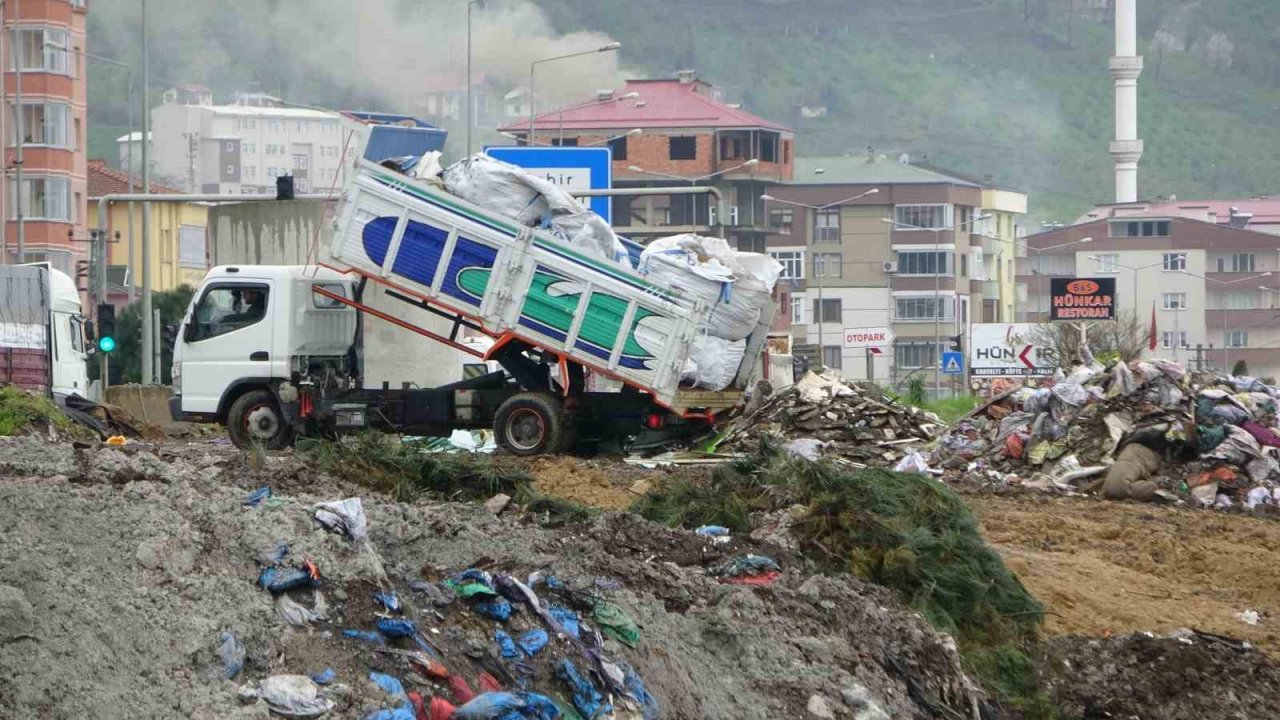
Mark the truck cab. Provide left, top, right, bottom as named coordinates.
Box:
left=171, top=265, right=358, bottom=446
left=0, top=264, right=89, bottom=398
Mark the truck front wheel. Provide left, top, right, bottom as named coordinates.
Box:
left=494, top=392, right=565, bottom=457
left=227, top=389, right=292, bottom=450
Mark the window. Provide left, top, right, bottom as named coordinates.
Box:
left=895, top=296, right=953, bottom=322
left=312, top=283, right=348, bottom=309
left=789, top=296, right=805, bottom=324
left=1095, top=253, right=1120, bottom=273
left=607, top=135, right=628, bottom=161
left=897, top=251, right=952, bottom=276
left=549, top=137, right=578, bottom=147
left=812, top=298, right=842, bottom=323
left=293, top=154, right=308, bottom=170
left=813, top=252, right=842, bottom=279
left=1231, top=253, right=1256, bottom=272
left=895, top=341, right=937, bottom=369
left=178, top=225, right=207, bottom=269
left=189, top=284, right=270, bottom=341
left=11, top=28, right=69, bottom=74
left=1161, top=331, right=1189, bottom=349
left=9, top=102, right=70, bottom=147
left=1162, top=253, right=1186, bottom=271
left=266, top=145, right=275, bottom=156
left=894, top=204, right=951, bottom=230
left=822, top=346, right=842, bottom=370
left=247, top=166, right=257, bottom=178
left=769, top=250, right=805, bottom=280
left=760, top=134, right=778, bottom=163
left=245, top=143, right=255, bottom=154
left=1162, top=292, right=1187, bottom=310
left=8, top=177, right=71, bottom=221
left=668, top=136, right=697, bottom=160
left=1226, top=331, right=1249, bottom=348
left=1113, top=220, right=1170, bottom=238
left=960, top=253, right=969, bottom=277
left=769, top=207, right=793, bottom=235
left=1224, top=290, right=1257, bottom=310
left=814, top=209, right=840, bottom=243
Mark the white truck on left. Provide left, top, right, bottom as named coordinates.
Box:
left=0, top=263, right=90, bottom=397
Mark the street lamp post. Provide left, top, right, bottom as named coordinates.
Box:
left=528, top=43, right=621, bottom=147
left=466, top=0, right=482, bottom=156
left=762, top=189, right=880, bottom=375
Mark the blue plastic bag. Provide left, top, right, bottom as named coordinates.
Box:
left=243, top=487, right=272, bottom=506
left=311, top=668, right=335, bottom=685
left=473, top=597, right=513, bottom=621
left=260, top=567, right=315, bottom=595
left=495, top=628, right=520, bottom=658
left=452, top=691, right=561, bottom=720
left=217, top=631, right=245, bottom=679
left=366, top=672, right=415, bottom=720
left=556, top=660, right=610, bottom=719
left=547, top=605, right=580, bottom=639
left=695, top=525, right=730, bottom=537
left=343, top=629, right=385, bottom=645
left=373, top=591, right=402, bottom=613
left=517, top=629, right=548, bottom=657
left=622, top=664, right=660, bottom=720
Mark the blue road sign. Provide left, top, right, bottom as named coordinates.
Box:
left=484, top=146, right=613, bottom=223
left=941, top=351, right=964, bottom=375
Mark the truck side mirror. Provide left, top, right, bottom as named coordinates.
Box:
left=183, top=321, right=197, bottom=343
left=84, top=320, right=96, bottom=342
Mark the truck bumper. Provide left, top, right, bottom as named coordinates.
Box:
left=169, top=396, right=215, bottom=424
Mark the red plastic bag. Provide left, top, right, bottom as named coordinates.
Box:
left=722, top=570, right=781, bottom=586
left=1005, top=434, right=1025, bottom=460
left=408, top=691, right=426, bottom=720
left=448, top=674, right=475, bottom=704
left=428, top=696, right=457, bottom=720
left=477, top=672, right=502, bottom=693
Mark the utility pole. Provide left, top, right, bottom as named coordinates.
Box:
left=141, top=0, right=155, bottom=384
left=12, top=0, right=24, bottom=264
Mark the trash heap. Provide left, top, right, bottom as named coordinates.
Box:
left=234, top=492, right=663, bottom=720
left=380, top=152, right=782, bottom=392
left=717, top=371, right=944, bottom=466
left=936, top=356, right=1280, bottom=510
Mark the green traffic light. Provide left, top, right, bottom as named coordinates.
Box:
left=98, top=336, right=116, bottom=353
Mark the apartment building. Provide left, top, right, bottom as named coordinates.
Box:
left=1021, top=213, right=1280, bottom=378
left=499, top=70, right=794, bottom=254
left=764, top=155, right=1027, bottom=390
left=2, top=0, right=89, bottom=274
left=87, top=160, right=208, bottom=300
left=151, top=88, right=347, bottom=195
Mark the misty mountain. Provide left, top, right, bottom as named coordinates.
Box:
left=86, top=0, right=1280, bottom=223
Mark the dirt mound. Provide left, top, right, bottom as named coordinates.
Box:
left=0, top=436, right=987, bottom=719
left=971, top=493, right=1280, bottom=656
left=1038, top=632, right=1280, bottom=720
left=526, top=456, right=640, bottom=510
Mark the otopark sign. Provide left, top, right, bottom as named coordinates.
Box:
left=969, top=323, right=1055, bottom=378
left=1050, top=277, right=1117, bottom=321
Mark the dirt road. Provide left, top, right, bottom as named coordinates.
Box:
left=970, top=492, right=1280, bottom=654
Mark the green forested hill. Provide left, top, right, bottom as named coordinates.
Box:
left=85, top=0, right=1280, bottom=223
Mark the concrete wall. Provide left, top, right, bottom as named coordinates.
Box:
left=105, top=383, right=172, bottom=426
left=207, top=200, right=461, bottom=389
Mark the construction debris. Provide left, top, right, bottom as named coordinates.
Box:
left=717, top=372, right=943, bottom=466
left=936, top=355, right=1280, bottom=510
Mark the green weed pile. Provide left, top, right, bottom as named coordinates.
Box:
left=0, top=386, right=77, bottom=437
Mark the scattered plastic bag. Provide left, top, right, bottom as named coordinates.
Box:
left=452, top=691, right=561, bottom=720
left=313, top=498, right=368, bottom=542
left=244, top=487, right=272, bottom=506
left=259, top=566, right=318, bottom=595
left=366, top=672, right=415, bottom=720
left=548, top=605, right=580, bottom=639
left=218, top=631, right=246, bottom=679
left=311, top=668, right=335, bottom=685
left=245, top=675, right=334, bottom=718
left=557, top=660, right=611, bottom=718
left=373, top=591, right=402, bottom=613
left=782, top=437, right=827, bottom=461
left=1246, top=487, right=1272, bottom=509
left=277, top=592, right=328, bottom=626
left=593, top=601, right=641, bottom=648
left=680, top=334, right=746, bottom=391
left=893, top=452, right=932, bottom=476
left=622, top=662, right=661, bottom=720
left=517, top=628, right=549, bottom=657
left=473, top=597, right=514, bottom=621
left=494, top=629, right=519, bottom=659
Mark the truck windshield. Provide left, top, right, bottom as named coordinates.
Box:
left=191, top=284, right=270, bottom=341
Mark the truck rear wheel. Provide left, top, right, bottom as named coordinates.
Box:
left=494, top=392, right=565, bottom=457
left=228, top=389, right=292, bottom=451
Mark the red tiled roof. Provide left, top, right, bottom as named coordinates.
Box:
left=88, top=159, right=182, bottom=199
left=1144, top=198, right=1280, bottom=225
left=500, top=79, right=790, bottom=133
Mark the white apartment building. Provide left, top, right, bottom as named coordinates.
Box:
left=151, top=88, right=347, bottom=195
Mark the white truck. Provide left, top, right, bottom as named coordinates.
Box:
left=0, top=263, right=90, bottom=398
left=170, top=161, right=776, bottom=454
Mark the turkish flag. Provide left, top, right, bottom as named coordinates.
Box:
left=1148, top=303, right=1158, bottom=351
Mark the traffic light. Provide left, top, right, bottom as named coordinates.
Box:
left=96, top=303, right=117, bottom=354
left=162, top=322, right=179, bottom=356
left=948, top=334, right=963, bottom=352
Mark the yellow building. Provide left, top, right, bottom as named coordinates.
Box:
left=89, top=159, right=210, bottom=294
left=978, top=188, right=1028, bottom=323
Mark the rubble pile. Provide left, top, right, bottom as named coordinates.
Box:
left=936, top=356, right=1280, bottom=510
left=718, top=372, right=943, bottom=466
left=0, top=436, right=987, bottom=719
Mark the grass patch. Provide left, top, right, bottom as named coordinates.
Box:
left=633, top=443, right=1052, bottom=716
left=0, top=386, right=76, bottom=436
left=298, top=432, right=595, bottom=523
left=889, top=392, right=983, bottom=425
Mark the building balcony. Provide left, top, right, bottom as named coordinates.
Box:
left=982, top=280, right=1001, bottom=297
left=892, top=276, right=958, bottom=292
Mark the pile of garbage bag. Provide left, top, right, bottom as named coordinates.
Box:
left=381, top=153, right=782, bottom=392
left=936, top=352, right=1280, bottom=510
left=718, top=371, right=944, bottom=466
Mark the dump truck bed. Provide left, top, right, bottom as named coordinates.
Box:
left=326, top=161, right=763, bottom=412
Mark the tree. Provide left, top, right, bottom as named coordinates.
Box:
left=108, top=286, right=195, bottom=386
left=1232, top=359, right=1249, bottom=377
left=1030, top=311, right=1149, bottom=369
left=1204, top=32, right=1235, bottom=73
left=1150, top=29, right=1180, bottom=81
